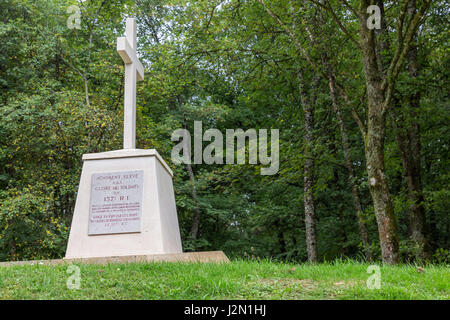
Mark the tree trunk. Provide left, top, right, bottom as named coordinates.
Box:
left=304, top=116, right=317, bottom=263
left=359, top=2, right=400, bottom=264
left=365, top=112, right=399, bottom=264
left=395, top=125, right=430, bottom=259
left=176, top=109, right=202, bottom=242
left=274, top=220, right=287, bottom=255
left=406, top=0, right=430, bottom=259
left=9, top=237, right=16, bottom=260
left=186, top=157, right=201, bottom=240
left=298, top=71, right=318, bottom=263
left=392, top=1, right=431, bottom=258
left=327, top=63, right=373, bottom=261
left=338, top=205, right=347, bottom=257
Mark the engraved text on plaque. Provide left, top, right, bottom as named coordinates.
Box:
left=88, top=170, right=144, bottom=235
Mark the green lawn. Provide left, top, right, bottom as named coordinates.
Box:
left=0, top=260, right=448, bottom=300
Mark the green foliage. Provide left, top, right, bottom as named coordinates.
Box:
left=0, top=191, right=68, bottom=261
left=432, top=248, right=450, bottom=265
left=0, top=0, right=448, bottom=263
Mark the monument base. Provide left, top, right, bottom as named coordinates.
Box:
left=65, top=149, right=182, bottom=259
left=0, top=251, right=230, bottom=267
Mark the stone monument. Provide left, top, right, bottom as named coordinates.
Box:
left=64, top=18, right=183, bottom=259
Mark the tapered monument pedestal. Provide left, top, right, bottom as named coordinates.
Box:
left=65, top=149, right=182, bottom=259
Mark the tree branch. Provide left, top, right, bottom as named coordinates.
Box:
left=338, top=0, right=361, bottom=19
left=60, top=56, right=91, bottom=108
left=307, top=0, right=360, bottom=48
left=337, top=84, right=367, bottom=138
left=257, top=0, right=369, bottom=138
left=383, top=0, right=432, bottom=109
left=256, top=0, right=317, bottom=69
left=324, top=0, right=360, bottom=48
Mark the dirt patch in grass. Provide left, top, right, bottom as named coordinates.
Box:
left=256, top=278, right=316, bottom=288
left=332, top=280, right=363, bottom=288
left=236, top=278, right=366, bottom=300
left=236, top=278, right=322, bottom=299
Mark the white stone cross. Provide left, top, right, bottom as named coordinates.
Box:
left=117, top=18, right=144, bottom=149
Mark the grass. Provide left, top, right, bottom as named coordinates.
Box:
left=0, top=259, right=448, bottom=299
